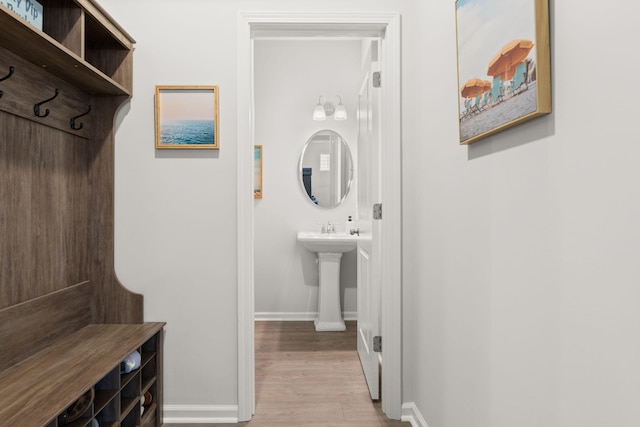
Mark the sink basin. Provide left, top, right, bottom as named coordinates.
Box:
left=297, top=231, right=358, bottom=332
left=296, top=231, right=357, bottom=253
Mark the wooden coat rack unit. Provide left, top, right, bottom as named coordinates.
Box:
left=0, top=2, right=164, bottom=426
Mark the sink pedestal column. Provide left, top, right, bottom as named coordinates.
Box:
left=315, top=252, right=346, bottom=331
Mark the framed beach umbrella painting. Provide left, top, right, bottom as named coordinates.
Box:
left=455, top=0, right=551, bottom=144
left=155, top=85, right=219, bottom=149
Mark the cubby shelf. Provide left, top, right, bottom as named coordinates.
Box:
left=0, top=2, right=132, bottom=95
left=141, top=402, right=158, bottom=426
left=120, top=397, right=139, bottom=421
left=0, top=323, right=164, bottom=427
left=95, top=389, right=119, bottom=415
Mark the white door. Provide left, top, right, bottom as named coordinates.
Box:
left=357, top=40, right=382, bottom=400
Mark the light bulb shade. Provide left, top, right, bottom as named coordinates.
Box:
left=313, top=103, right=326, bottom=120
left=323, top=102, right=335, bottom=117
left=333, top=103, right=347, bottom=121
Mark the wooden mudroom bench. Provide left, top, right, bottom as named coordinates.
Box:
left=0, top=320, right=164, bottom=427
left=0, top=1, right=163, bottom=426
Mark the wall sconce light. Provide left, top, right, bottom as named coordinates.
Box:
left=313, top=96, right=347, bottom=121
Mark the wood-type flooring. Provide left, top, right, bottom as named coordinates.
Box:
left=165, top=320, right=410, bottom=427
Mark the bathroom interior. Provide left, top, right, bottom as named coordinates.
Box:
left=253, top=38, right=366, bottom=324
left=252, top=34, right=381, bottom=409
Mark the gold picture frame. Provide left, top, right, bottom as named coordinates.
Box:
left=455, top=0, right=551, bottom=145
left=254, top=145, right=263, bottom=199
left=155, top=85, right=219, bottom=149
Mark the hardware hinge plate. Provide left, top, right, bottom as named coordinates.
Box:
left=373, top=203, right=382, bottom=220
left=373, top=336, right=382, bottom=352
left=373, top=71, right=382, bottom=88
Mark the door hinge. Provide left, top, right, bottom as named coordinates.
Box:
left=373, top=203, right=382, bottom=220
left=373, top=336, right=382, bottom=352
left=373, top=71, right=382, bottom=88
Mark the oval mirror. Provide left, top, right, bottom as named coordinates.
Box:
left=299, top=130, right=353, bottom=208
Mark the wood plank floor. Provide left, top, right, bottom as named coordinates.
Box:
left=165, top=321, right=410, bottom=427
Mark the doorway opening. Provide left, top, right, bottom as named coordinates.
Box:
left=237, top=12, right=403, bottom=422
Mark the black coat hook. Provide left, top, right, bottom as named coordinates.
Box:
left=34, top=88, right=59, bottom=118
left=0, top=66, right=15, bottom=98
left=70, top=105, right=92, bottom=130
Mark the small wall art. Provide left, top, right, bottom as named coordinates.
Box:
left=455, top=0, right=551, bottom=145
left=254, top=145, right=263, bottom=199
left=155, top=85, right=219, bottom=149
left=0, top=0, right=43, bottom=29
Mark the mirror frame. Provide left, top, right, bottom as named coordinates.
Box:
left=298, top=129, right=354, bottom=209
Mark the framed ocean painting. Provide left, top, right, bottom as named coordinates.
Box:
left=455, top=0, right=551, bottom=145
left=155, top=85, right=219, bottom=149
left=254, top=145, right=263, bottom=199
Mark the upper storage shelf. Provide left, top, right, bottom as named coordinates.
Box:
left=0, top=0, right=134, bottom=96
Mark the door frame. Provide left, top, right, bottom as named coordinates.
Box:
left=236, top=11, right=402, bottom=421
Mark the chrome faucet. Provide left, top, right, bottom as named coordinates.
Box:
left=350, top=228, right=360, bottom=236
left=321, top=221, right=336, bottom=234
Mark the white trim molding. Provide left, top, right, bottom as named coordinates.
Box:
left=237, top=11, right=256, bottom=422
left=163, top=405, right=239, bottom=424
left=378, top=12, right=403, bottom=420
left=255, top=311, right=357, bottom=322
left=402, top=402, right=429, bottom=427
left=238, top=10, right=402, bottom=422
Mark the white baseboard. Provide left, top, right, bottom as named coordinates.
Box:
left=402, top=402, right=428, bottom=427
left=163, top=405, right=238, bottom=423
left=255, top=311, right=357, bottom=321
left=165, top=403, right=423, bottom=425
left=164, top=402, right=422, bottom=425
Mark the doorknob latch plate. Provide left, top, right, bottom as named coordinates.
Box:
left=373, top=336, right=382, bottom=352
left=373, top=71, right=382, bottom=88
left=373, top=203, right=382, bottom=220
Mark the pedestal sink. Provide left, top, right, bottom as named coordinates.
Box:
left=297, top=231, right=357, bottom=331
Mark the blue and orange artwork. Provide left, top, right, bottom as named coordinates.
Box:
left=456, top=0, right=540, bottom=143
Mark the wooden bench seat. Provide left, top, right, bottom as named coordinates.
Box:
left=0, top=323, right=164, bottom=427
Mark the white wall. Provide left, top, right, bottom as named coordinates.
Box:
left=253, top=40, right=360, bottom=318
left=102, top=0, right=415, bottom=420
left=103, top=0, right=639, bottom=424
left=405, top=1, right=640, bottom=426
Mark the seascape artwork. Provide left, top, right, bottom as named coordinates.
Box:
left=161, top=119, right=214, bottom=145
left=456, top=0, right=550, bottom=144
left=254, top=145, right=263, bottom=198
left=155, top=86, right=219, bottom=149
